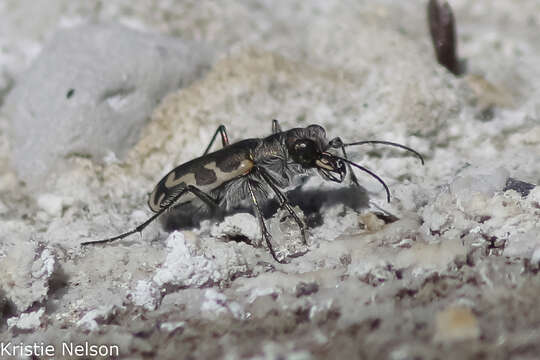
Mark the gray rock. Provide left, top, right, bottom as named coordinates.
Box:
left=4, top=23, right=212, bottom=187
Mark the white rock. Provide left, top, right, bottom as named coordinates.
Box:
left=201, top=289, right=229, bottom=316
left=504, top=230, right=540, bottom=258
left=201, top=289, right=245, bottom=319
left=150, top=230, right=253, bottom=290
left=531, top=247, right=540, bottom=265
left=5, top=23, right=212, bottom=188
left=7, top=308, right=45, bottom=330
left=77, top=305, right=118, bottom=332
left=160, top=321, right=185, bottom=333
left=153, top=232, right=220, bottom=288
left=37, top=193, right=64, bottom=216
left=211, top=213, right=259, bottom=240
left=129, top=280, right=160, bottom=311
left=31, top=248, right=56, bottom=279
left=450, top=166, right=510, bottom=199
left=0, top=240, right=56, bottom=312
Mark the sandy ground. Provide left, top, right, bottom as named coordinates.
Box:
left=1, top=1, right=539, bottom=359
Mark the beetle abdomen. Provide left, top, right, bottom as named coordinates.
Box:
left=148, top=140, right=258, bottom=212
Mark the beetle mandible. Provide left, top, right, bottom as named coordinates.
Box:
left=82, top=119, right=423, bottom=263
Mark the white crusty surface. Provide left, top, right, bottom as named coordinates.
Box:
left=0, top=1, right=539, bottom=359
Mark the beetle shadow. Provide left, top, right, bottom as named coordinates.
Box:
left=161, top=184, right=370, bottom=232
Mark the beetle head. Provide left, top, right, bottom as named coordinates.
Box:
left=285, top=123, right=424, bottom=202
left=286, top=125, right=346, bottom=183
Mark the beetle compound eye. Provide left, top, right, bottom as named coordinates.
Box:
left=291, top=139, right=319, bottom=166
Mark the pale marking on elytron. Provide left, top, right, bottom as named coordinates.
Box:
left=203, top=159, right=254, bottom=184
left=164, top=160, right=253, bottom=189
left=149, top=190, right=166, bottom=212
left=150, top=159, right=254, bottom=210
left=164, top=170, right=196, bottom=188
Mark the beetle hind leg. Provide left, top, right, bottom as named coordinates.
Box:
left=82, top=186, right=192, bottom=246
left=185, top=185, right=223, bottom=216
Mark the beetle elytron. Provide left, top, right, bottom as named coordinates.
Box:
left=82, top=119, right=423, bottom=263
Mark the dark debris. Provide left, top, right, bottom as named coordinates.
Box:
left=503, top=177, right=536, bottom=197
left=295, top=282, right=319, bottom=297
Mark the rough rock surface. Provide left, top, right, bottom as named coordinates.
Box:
left=4, top=23, right=211, bottom=187
left=0, top=1, right=540, bottom=360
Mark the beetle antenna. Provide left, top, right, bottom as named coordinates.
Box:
left=343, top=140, right=424, bottom=165
left=334, top=155, right=391, bottom=202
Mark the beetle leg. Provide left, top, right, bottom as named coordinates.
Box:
left=83, top=185, right=223, bottom=246
left=257, top=168, right=307, bottom=245
left=202, top=124, right=230, bottom=156
left=246, top=179, right=284, bottom=263
left=185, top=185, right=221, bottom=215
left=271, top=119, right=282, bottom=134
left=82, top=186, right=191, bottom=245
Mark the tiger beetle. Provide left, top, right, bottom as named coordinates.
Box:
left=82, top=119, right=424, bottom=263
